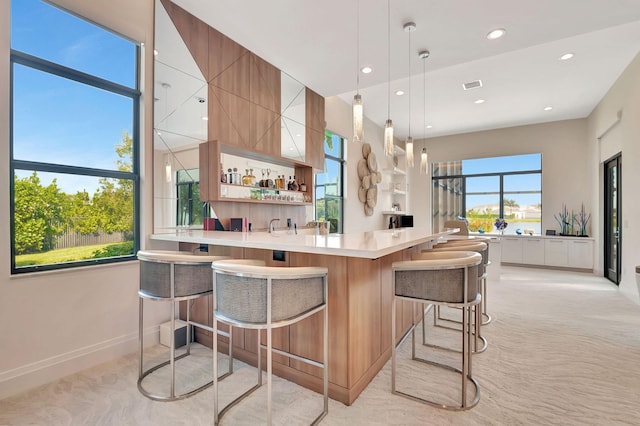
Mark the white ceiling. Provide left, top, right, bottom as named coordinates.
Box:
left=166, top=0, right=640, bottom=141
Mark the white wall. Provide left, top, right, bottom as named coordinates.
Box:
left=408, top=119, right=591, bottom=235
left=587, top=52, right=640, bottom=303
left=325, top=96, right=401, bottom=233
left=0, top=0, right=160, bottom=399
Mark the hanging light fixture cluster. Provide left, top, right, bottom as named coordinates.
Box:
left=352, top=0, right=364, bottom=143
left=384, top=0, right=394, bottom=158
left=419, top=49, right=430, bottom=175
left=404, top=22, right=416, bottom=167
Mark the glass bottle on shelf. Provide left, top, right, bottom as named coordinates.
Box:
left=266, top=169, right=274, bottom=188
left=249, top=168, right=256, bottom=186
left=227, top=168, right=233, bottom=184
left=290, top=176, right=299, bottom=191
left=299, top=180, right=306, bottom=192
left=287, top=176, right=293, bottom=190
left=242, top=169, right=251, bottom=186
left=232, top=167, right=240, bottom=185
left=220, top=163, right=226, bottom=183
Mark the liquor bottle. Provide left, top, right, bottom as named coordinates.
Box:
left=227, top=168, right=233, bottom=184
left=266, top=169, right=274, bottom=188
left=220, top=163, right=227, bottom=183
left=299, top=180, right=307, bottom=192
left=249, top=169, right=256, bottom=186
left=290, top=176, right=299, bottom=191
left=287, top=176, right=293, bottom=190
left=242, top=169, right=251, bottom=186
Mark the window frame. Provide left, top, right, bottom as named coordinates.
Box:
left=432, top=156, right=542, bottom=234
left=314, top=131, right=345, bottom=234
left=9, top=25, right=141, bottom=274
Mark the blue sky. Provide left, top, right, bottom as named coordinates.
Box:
left=11, top=0, right=136, bottom=194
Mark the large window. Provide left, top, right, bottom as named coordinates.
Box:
left=432, top=154, right=542, bottom=235
left=315, top=131, right=344, bottom=233
left=10, top=0, right=140, bottom=273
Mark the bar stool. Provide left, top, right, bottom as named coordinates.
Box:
left=411, top=251, right=484, bottom=354
left=137, top=250, right=229, bottom=401
left=424, top=241, right=489, bottom=352
left=435, top=238, right=492, bottom=325
left=211, top=259, right=329, bottom=425
left=392, top=251, right=482, bottom=410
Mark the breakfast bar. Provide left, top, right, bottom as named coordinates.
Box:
left=151, top=228, right=453, bottom=405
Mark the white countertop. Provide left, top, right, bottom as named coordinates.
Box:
left=151, top=228, right=454, bottom=259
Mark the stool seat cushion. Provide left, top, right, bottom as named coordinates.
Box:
left=212, top=260, right=328, bottom=325
left=393, top=253, right=481, bottom=303
left=138, top=250, right=227, bottom=298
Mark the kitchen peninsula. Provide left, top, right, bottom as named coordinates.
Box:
left=151, top=228, right=453, bottom=405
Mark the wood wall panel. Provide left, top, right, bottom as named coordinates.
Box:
left=306, top=128, right=325, bottom=171
left=250, top=53, right=280, bottom=113
left=250, top=103, right=281, bottom=156
left=209, top=46, right=250, bottom=100
left=208, top=27, right=249, bottom=98
left=305, top=88, right=325, bottom=170
left=208, top=86, right=251, bottom=148
left=160, top=0, right=210, bottom=78
left=306, top=88, right=325, bottom=132
left=289, top=253, right=348, bottom=388
left=347, top=258, right=381, bottom=386
left=380, top=250, right=404, bottom=354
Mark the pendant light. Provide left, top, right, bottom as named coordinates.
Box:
left=352, top=0, right=364, bottom=143
left=384, top=0, right=394, bottom=157
left=419, top=49, right=430, bottom=175
left=404, top=22, right=415, bottom=168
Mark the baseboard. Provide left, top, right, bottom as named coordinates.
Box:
left=0, top=326, right=159, bottom=400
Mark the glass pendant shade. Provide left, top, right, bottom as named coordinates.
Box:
left=353, top=93, right=364, bottom=143
left=384, top=119, right=394, bottom=157
left=165, top=161, right=172, bottom=182
left=420, top=147, right=428, bottom=175
left=405, top=137, right=414, bottom=167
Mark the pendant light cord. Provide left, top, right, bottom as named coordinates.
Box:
left=387, top=0, right=391, bottom=119
left=423, top=55, right=426, bottom=140
left=356, top=0, right=360, bottom=94
left=408, top=26, right=411, bottom=137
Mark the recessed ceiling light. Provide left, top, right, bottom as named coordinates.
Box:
left=486, top=28, right=506, bottom=40
left=474, top=99, right=485, bottom=104
left=295, top=133, right=302, bottom=137
left=201, top=116, right=208, bottom=120
left=395, top=90, right=405, bottom=96
left=544, top=106, right=553, bottom=111
left=154, top=49, right=158, bottom=56
left=426, top=125, right=433, bottom=129
left=361, top=66, right=373, bottom=74
left=559, top=53, right=574, bottom=61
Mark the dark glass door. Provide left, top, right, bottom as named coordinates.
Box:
left=604, top=154, right=621, bottom=284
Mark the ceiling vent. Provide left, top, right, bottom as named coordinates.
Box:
left=462, top=80, right=483, bottom=90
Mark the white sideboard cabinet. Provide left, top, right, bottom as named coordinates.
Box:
left=499, top=235, right=593, bottom=271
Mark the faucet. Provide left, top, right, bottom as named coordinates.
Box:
left=269, top=218, right=280, bottom=234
